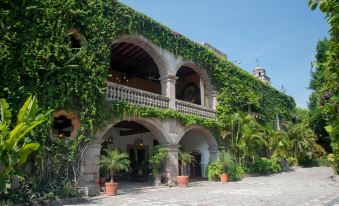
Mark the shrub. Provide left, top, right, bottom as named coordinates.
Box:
left=228, top=165, right=245, bottom=181
left=207, top=151, right=244, bottom=181
left=207, top=161, right=222, bottom=181
left=254, top=158, right=282, bottom=175
left=299, top=157, right=320, bottom=167
left=287, top=157, right=298, bottom=166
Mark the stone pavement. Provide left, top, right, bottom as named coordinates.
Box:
left=68, top=167, right=339, bottom=206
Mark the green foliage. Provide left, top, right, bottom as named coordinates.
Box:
left=148, top=145, right=169, bottom=177
left=327, top=153, right=339, bottom=174
left=178, top=152, right=195, bottom=176
left=287, top=157, right=298, bottom=166
left=99, top=149, right=131, bottom=182
left=0, top=178, right=81, bottom=205
left=0, top=96, right=52, bottom=194
left=221, top=112, right=265, bottom=167
left=207, top=152, right=244, bottom=181
left=253, top=158, right=282, bottom=175
left=207, top=161, right=222, bottom=181
left=308, top=0, right=339, bottom=174
left=217, top=150, right=235, bottom=174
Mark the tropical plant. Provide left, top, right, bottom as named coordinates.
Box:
left=207, top=161, right=222, bottom=181
left=254, top=157, right=281, bottom=175
left=217, top=150, right=235, bottom=174
left=221, top=112, right=265, bottom=167
left=0, top=96, right=52, bottom=194
left=265, top=129, right=290, bottom=159
left=178, top=152, right=195, bottom=176
left=308, top=0, right=339, bottom=174
left=148, top=145, right=168, bottom=177
left=99, top=149, right=131, bottom=183
left=287, top=122, right=317, bottom=160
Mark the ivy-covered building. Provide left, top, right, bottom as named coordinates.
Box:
left=0, top=0, right=296, bottom=196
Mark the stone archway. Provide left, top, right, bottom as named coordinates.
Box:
left=178, top=125, right=218, bottom=178
left=175, top=61, right=214, bottom=107
left=78, top=117, right=171, bottom=196
left=112, top=35, right=173, bottom=81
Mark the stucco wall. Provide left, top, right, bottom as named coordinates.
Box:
left=179, top=130, right=210, bottom=177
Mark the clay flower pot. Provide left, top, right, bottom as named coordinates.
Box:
left=177, top=176, right=189, bottom=187
left=105, top=182, right=118, bottom=196
left=220, top=173, right=228, bottom=183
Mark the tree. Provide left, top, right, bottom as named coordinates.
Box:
left=99, top=149, right=130, bottom=183
left=178, top=152, right=195, bottom=176
left=309, top=0, right=339, bottom=174
left=0, top=96, right=52, bottom=193
left=148, top=145, right=168, bottom=177
left=221, top=112, right=265, bottom=167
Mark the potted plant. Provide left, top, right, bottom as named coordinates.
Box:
left=217, top=150, right=234, bottom=183
left=177, top=152, right=195, bottom=187
left=99, top=149, right=131, bottom=196
left=99, top=166, right=108, bottom=189
left=148, top=145, right=169, bottom=186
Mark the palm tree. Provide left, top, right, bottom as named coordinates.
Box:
left=178, top=152, right=195, bottom=176
left=99, top=149, right=131, bottom=183
left=221, top=112, right=264, bottom=167
left=288, top=123, right=316, bottom=159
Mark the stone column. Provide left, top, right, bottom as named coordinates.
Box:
left=208, top=146, right=219, bottom=161
left=208, top=90, right=218, bottom=110
left=162, top=144, right=180, bottom=186
left=78, top=140, right=102, bottom=196
left=200, top=79, right=205, bottom=106
left=160, top=75, right=177, bottom=109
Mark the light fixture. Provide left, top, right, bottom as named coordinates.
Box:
left=107, top=129, right=113, bottom=144
left=58, top=131, right=65, bottom=139
left=134, top=135, right=144, bottom=147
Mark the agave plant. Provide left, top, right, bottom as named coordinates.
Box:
left=0, top=96, right=52, bottom=193
left=100, top=149, right=131, bottom=182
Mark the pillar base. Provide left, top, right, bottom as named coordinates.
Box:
left=78, top=185, right=100, bottom=196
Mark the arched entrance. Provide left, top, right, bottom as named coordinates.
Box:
left=99, top=121, right=161, bottom=183
left=178, top=126, right=218, bottom=178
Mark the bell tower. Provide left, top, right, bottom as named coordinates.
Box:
left=252, top=59, right=271, bottom=85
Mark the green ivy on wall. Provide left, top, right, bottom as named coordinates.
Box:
left=0, top=0, right=295, bottom=152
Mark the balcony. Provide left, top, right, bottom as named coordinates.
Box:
left=107, top=82, right=217, bottom=119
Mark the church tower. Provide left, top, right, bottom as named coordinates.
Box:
left=252, top=62, right=271, bottom=85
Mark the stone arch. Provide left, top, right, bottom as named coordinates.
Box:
left=94, top=117, right=170, bottom=145
left=175, top=61, right=214, bottom=95
left=112, top=34, right=173, bottom=80
left=181, top=125, right=218, bottom=148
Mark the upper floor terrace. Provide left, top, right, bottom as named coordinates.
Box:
left=106, top=35, right=218, bottom=119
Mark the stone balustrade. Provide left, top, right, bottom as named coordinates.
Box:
left=175, top=99, right=217, bottom=119
left=107, top=82, right=170, bottom=109
left=107, top=82, right=217, bottom=119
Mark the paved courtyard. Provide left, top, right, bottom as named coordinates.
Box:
left=70, top=167, right=339, bottom=206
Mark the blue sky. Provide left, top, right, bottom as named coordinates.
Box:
left=120, top=0, right=330, bottom=108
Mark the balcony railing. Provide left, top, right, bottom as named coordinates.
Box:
left=175, top=99, right=217, bottom=119
left=107, top=82, right=169, bottom=109
left=107, top=82, right=217, bottom=119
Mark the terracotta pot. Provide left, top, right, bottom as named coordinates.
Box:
left=99, top=177, right=106, bottom=186
left=220, top=173, right=228, bottom=183
left=105, top=182, right=118, bottom=196
left=177, top=176, right=189, bottom=187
